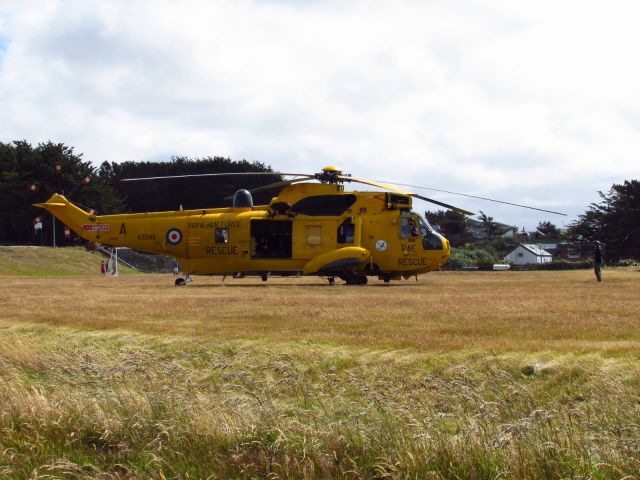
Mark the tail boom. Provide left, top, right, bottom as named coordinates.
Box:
left=34, top=194, right=184, bottom=255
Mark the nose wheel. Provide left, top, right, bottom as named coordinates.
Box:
left=175, top=275, right=192, bottom=286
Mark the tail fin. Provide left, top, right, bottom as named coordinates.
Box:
left=34, top=194, right=95, bottom=240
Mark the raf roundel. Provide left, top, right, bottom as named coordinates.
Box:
left=166, top=228, right=182, bottom=245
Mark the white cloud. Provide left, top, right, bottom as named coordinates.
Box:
left=1, top=0, right=639, bottom=227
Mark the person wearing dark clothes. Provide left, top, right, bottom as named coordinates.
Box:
left=593, top=241, right=603, bottom=282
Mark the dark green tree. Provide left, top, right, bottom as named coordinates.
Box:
left=478, top=211, right=500, bottom=240
left=535, top=221, right=561, bottom=239
left=105, top=156, right=282, bottom=213
left=567, top=180, right=640, bottom=260
left=425, top=209, right=473, bottom=247
left=0, top=141, right=126, bottom=244
left=0, top=142, right=282, bottom=243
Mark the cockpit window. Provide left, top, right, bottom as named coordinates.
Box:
left=400, top=216, right=420, bottom=238
left=400, top=217, right=409, bottom=238
left=418, top=217, right=433, bottom=236
left=423, top=231, right=444, bottom=250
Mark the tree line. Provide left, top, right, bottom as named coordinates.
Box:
left=0, top=140, right=279, bottom=244
left=1, top=140, right=637, bottom=260
left=565, top=181, right=639, bottom=260
left=428, top=181, right=639, bottom=262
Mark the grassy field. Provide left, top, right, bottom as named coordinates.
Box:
left=0, top=248, right=639, bottom=478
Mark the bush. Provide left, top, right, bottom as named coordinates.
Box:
left=445, top=247, right=503, bottom=270
left=538, top=260, right=592, bottom=270
left=616, top=258, right=639, bottom=267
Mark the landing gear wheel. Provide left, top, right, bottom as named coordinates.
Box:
left=327, top=276, right=335, bottom=286
left=175, top=277, right=186, bottom=286
left=364, top=263, right=380, bottom=276
left=344, top=273, right=368, bottom=285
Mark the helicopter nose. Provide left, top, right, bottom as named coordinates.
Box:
left=437, top=236, right=451, bottom=269
left=442, top=237, right=451, bottom=254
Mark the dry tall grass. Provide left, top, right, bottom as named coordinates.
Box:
left=1, top=267, right=639, bottom=478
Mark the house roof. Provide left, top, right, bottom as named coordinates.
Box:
left=519, top=244, right=552, bottom=257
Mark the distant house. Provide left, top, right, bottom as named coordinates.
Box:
left=554, top=242, right=593, bottom=261
left=537, top=243, right=559, bottom=256
left=529, top=242, right=593, bottom=261
left=504, top=244, right=553, bottom=266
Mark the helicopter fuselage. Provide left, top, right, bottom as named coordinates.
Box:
left=37, top=183, right=451, bottom=282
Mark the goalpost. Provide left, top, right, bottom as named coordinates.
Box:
left=108, top=247, right=119, bottom=277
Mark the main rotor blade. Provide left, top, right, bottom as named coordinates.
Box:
left=223, top=177, right=310, bottom=200
left=340, top=175, right=474, bottom=215
left=121, top=172, right=312, bottom=182
left=377, top=180, right=567, bottom=216
left=248, top=177, right=310, bottom=194
left=409, top=193, right=475, bottom=215
left=338, top=175, right=412, bottom=195
left=409, top=194, right=475, bottom=216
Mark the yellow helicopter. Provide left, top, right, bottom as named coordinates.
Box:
left=34, top=166, right=562, bottom=285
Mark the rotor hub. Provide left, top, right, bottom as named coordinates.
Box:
left=316, top=166, right=347, bottom=184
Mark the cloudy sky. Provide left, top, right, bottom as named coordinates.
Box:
left=1, top=0, right=639, bottom=228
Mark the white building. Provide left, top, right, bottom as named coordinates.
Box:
left=504, top=244, right=553, bottom=266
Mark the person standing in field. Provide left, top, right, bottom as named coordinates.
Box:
left=100, top=259, right=106, bottom=276
left=593, top=241, right=603, bottom=282
left=173, top=259, right=179, bottom=276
